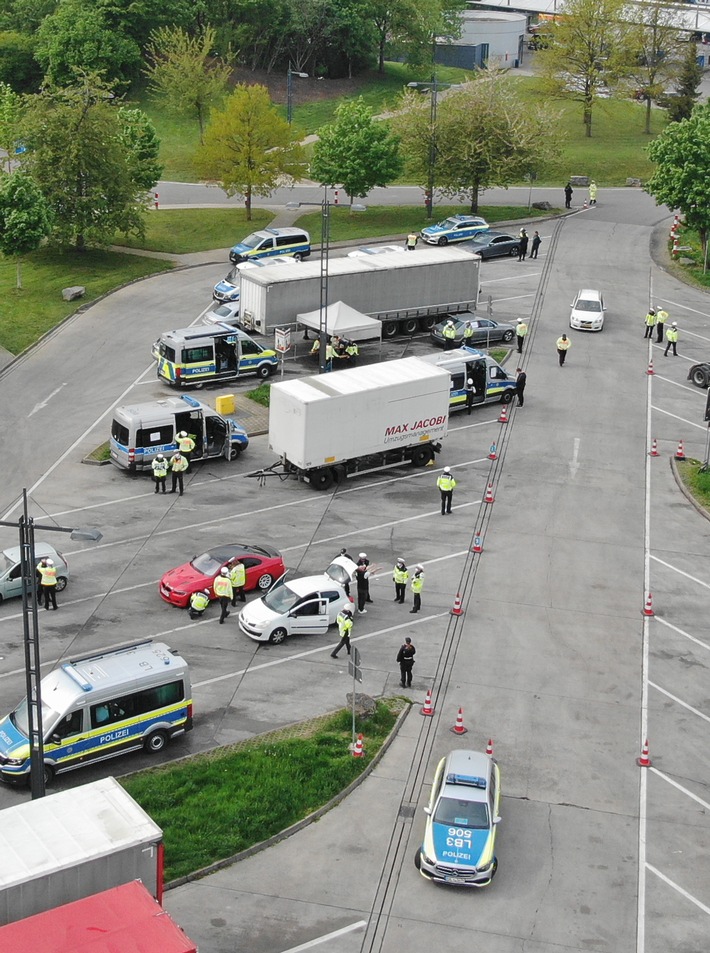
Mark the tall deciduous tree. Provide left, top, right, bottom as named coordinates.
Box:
left=0, top=170, right=52, bottom=288
left=393, top=72, right=560, bottom=213
left=537, top=0, right=628, bottom=137
left=17, top=73, right=154, bottom=248
left=144, top=25, right=232, bottom=144
left=368, top=0, right=463, bottom=74
left=116, top=107, right=163, bottom=191
left=310, top=98, right=402, bottom=202
left=0, top=80, right=21, bottom=170
left=195, top=83, right=305, bottom=219
left=646, top=102, right=710, bottom=249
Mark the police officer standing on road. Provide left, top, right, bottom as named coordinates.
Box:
left=410, top=565, right=424, bottom=613
left=393, top=558, right=408, bottom=603
left=655, top=306, right=668, bottom=344
left=37, top=557, right=58, bottom=610
left=465, top=378, right=476, bottom=415
left=169, top=451, right=188, bottom=495
left=442, top=320, right=457, bottom=350
left=396, top=637, right=416, bottom=687
left=331, top=607, right=353, bottom=657
left=213, top=568, right=233, bottom=624
left=516, top=367, right=527, bottom=407
left=406, top=232, right=418, bottom=251
left=177, top=431, right=195, bottom=464
left=437, top=466, right=456, bottom=515
left=516, top=319, right=528, bottom=354
left=644, top=309, right=656, bottom=339
left=356, top=553, right=372, bottom=613
left=229, top=558, right=246, bottom=605
left=518, top=229, right=529, bottom=261
left=556, top=334, right=571, bottom=366
left=463, top=321, right=474, bottom=346
left=152, top=453, right=168, bottom=493
left=189, top=589, right=210, bottom=620
left=664, top=321, right=679, bottom=356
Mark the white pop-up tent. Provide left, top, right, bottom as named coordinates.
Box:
left=296, top=300, right=382, bottom=341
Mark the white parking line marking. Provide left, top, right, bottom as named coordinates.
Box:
left=651, top=406, right=708, bottom=432
left=658, top=298, right=710, bottom=321
left=481, top=272, right=541, bottom=284
left=650, top=766, right=710, bottom=812
left=650, top=556, right=710, bottom=591
left=279, top=920, right=368, bottom=953
left=653, top=617, right=710, bottom=653
left=646, top=864, right=710, bottom=917
left=492, top=293, right=536, bottom=303
left=653, top=376, right=704, bottom=396
left=649, top=681, right=710, bottom=725
left=650, top=345, right=694, bottom=363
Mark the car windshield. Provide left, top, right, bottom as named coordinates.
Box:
left=576, top=299, right=602, bottom=312
left=434, top=796, right=490, bottom=829
left=263, top=582, right=301, bottom=613
left=1, top=552, right=15, bottom=573
left=191, top=552, right=224, bottom=575
left=214, top=305, right=234, bottom=317
left=11, top=697, right=62, bottom=739
left=240, top=233, right=262, bottom=249
left=225, top=267, right=240, bottom=283
left=437, top=218, right=458, bottom=229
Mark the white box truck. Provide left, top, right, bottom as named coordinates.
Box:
left=0, top=777, right=164, bottom=925
left=238, top=247, right=480, bottom=339
left=265, top=357, right=451, bottom=490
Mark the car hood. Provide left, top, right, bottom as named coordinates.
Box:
left=421, top=223, right=449, bottom=236
left=161, top=564, right=207, bottom=592
left=214, top=279, right=239, bottom=296
left=240, top=598, right=280, bottom=628
left=230, top=242, right=253, bottom=256
left=428, top=822, right=493, bottom=868
left=0, top=714, right=29, bottom=759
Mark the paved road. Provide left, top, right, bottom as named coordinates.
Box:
left=1, top=190, right=709, bottom=953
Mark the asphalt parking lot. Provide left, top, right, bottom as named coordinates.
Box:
left=1, top=190, right=709, bottom=953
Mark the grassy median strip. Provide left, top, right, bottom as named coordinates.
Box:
left=121, top=700, right=403, bottom=882
left=676, top=459, right=710, bottom=511
left=113, top=208, right=274, bottom=255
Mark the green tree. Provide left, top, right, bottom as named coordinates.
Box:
left=144, top=25, right=232, bottom=144
left=0, top=80, right=21, bottom=170
left=17, top=73, right=152, bottom=248
left=368, top=0, right=463, bottom=74
left=646, top=102, right=710, bottom=250
left=0, top=31, right=39, bottom=91
left=393, top=72, right=560, bottom=213
left=117, top=107, right=163, bottom=191
left=311, top=98, right=402, bottom=202
left=196, top=83, right=305, bottom=220
left=667, top=43, right=702, bottom=124
left=0, top=0, right=57, bottom=33
left=0, top=170, right=52, bottom=288
left=537, top=0, right=628, bottom=137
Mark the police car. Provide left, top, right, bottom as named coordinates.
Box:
left=420, top=215, right=489, bottom=246
left=415, top=748, right=501, bottom=887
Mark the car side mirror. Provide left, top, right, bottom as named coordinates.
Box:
left=493, top=815, right=502, bottom=825
left=50, top=733, right=62, bottom=745
left=423, top=806, right=432, bottom=816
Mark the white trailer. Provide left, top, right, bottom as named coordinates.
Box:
left=238, top=247, right=480, bottom=338
left=266, top=357, right=451, bottom=490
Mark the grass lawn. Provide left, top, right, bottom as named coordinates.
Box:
left=245, top=382, right=272, bottom=406
left=113, top=208, right=274, bottom=254
left=0, top=249, right=174, bottom=355
left=676, top=459, right=710, bottom=510
left=664, top=227, right=710, bottom=291
left=121, top=701, right=401, bottom=882
left=295, top=204, right=556, bottom=243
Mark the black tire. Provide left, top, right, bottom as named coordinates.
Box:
left=43, top=763, right=54, bottom=787
left=382, top=320, right=398, bottom=339
left=293, top=252, right=305, bottom=261
left=501, top=391, right=514, bottom=404
left=230, top=447, right=241, bottom=460
left=256, top=364, right=272, bottom=380
left=508, top=246, right=519, bottom=257
left=257, top=573, right=273, bottom=590
left=419, top=315, right=437, bottom=331
left=437, top=236, right=448, bottom=246
left=310, top=468, right=334, bottom=491
left=411, top=445, right=433, bottom=467
left=691, top=367, right=709, bottom=388
left=270, top=627, right=288, bottom=644
left=502, top=330, right=514, bottom=342
left=145, top=730, right=168, bottom=754
left=490, top=857, right=498, bottom=880
left=400, top=317, right=419, bottom=335
left=414, top=848, right=422, bottom=870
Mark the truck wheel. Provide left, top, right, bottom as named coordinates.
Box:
left=437, top=236, right=449, bottom=246
left=382, top=320, right=398, bottom=339
left=691, top=367, right=709, bottom=388
left=400, top=318, right=419, bottom=335
left=145, top=730, right=168, bottom=754
left=257, top=364, right=272, bottom=380
left=56, top=576, right=67, bottom=592
left=501, top=391, right=513, bottom=404
left=411, top=446, right=433, bottom=467
left=502, top=330, right=514, bottom=342
left=419, top=316, right=437, bottom=331
left=270, top=627, right=288, bottom=644
left=310, top=468, right=334, bottom=491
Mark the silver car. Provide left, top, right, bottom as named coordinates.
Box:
left=0, top=543, right=69, bottom=604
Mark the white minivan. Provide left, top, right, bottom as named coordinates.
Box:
left=570, top=289, right=606, bottom=331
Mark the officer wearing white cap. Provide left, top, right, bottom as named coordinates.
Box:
left=356, top=553, right=372, bottom=613
left=152, top=453, right=168, bottom=493
left=442, top=320, right=457, bottom=350
left=331, top=606, right=353, bottom=657
left=516, top=319, right=528, bottom=354
left=436, top=467, right=457, bottom=515
left=393, top=558, right=409, bottom=604
left=664, top=321, right=679, bottom=357
left=410, top=564, right=425, bottom=614
left=37, top=556, right=58, bottom=610
left=213, top=567, right=233, bottom=623
left=465, top=377, right=476, bottom=415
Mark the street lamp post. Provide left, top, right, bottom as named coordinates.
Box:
left=407, top=76, right=453, bottom=219
left=0, top=491, right=102, bottom=799
left=287, top=65, right=309, bottom=125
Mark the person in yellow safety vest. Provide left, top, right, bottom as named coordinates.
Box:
left=442, top=320, right=457, bottom=351
left=655, top=306, right=668, bottom=344
left=189, top=589, right=210, bottom=620
left=310, top=338, right=320, bottom=356
left=462, top=321, right=474, bottom=345
left=152, top=453, right=168, bottom=494
left=325, top=341, right=336, bottom=372
left=331, top=606, right=354, bottom=657
left=516, top=319, right=528, bottom=354
left=410, top=565, right=425, bottom=614
left=436, top=466, right=457, bottom=515
left=643, top=309, right=656, bottom=339
left=556, top=334, right=571, bottom=366
left=345, top=341, right=359, bottom=360
left=169, top=451, right=188, bottom=496
left=177, top=431, right=195, bottom=459
left=406, top=232, right=418, bottom=251
left=664, top=321, right=679, bottom=357
left=213, top=567, right=233, bottom=624
left=588, top=181, right=597, bottom=206
left=229, top=559, right=247, bottom=605
left=393, top=558, right=409, bottom=604
left=37, top=557, right=58, bottom=610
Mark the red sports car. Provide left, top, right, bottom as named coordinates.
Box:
left=159, top=543, right=285, bottom=608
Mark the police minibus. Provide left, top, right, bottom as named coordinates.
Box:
left=0, top=641, right=192, bottom=786
left=110, top=394, right=249, bottom=472
left=229, top=226, right=311, bottom=264
left=153, top=325, right=278, bottom=387
left=418, top=347, right=518, bottom=410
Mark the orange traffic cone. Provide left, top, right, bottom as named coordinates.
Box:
left=637, top=739, right=652, bottom=767
left=451, top=593, right=464, bottom=617
left=488, top=442, right=497, bottom=460
left=647, top=359, right=654, bottom=376
left=583, top=199, right=588, bottom=209
left=643, top=592, right=654, bottom=617
left=351, top=733, right=364, bottom=757
left=675, top=440, right=686, bottom=460
left=498, top=404, right=508, bottom=423
left=486, top=739, right=494, bottom=756
left=472, top=533, right=483, bottom=554
left=450, top=707, right=468, bottom=735
left=649, top=438, right=659, bottom=457
left=421, top=689, right=435, bottom=716
left=672, top=236, right=679, bottom=256
left=484, top=483, right=495, bottom=504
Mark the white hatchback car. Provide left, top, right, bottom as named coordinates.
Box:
left=569, top=289, right=606, bottom=331
left=238, top=555, right=356, bottom=644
